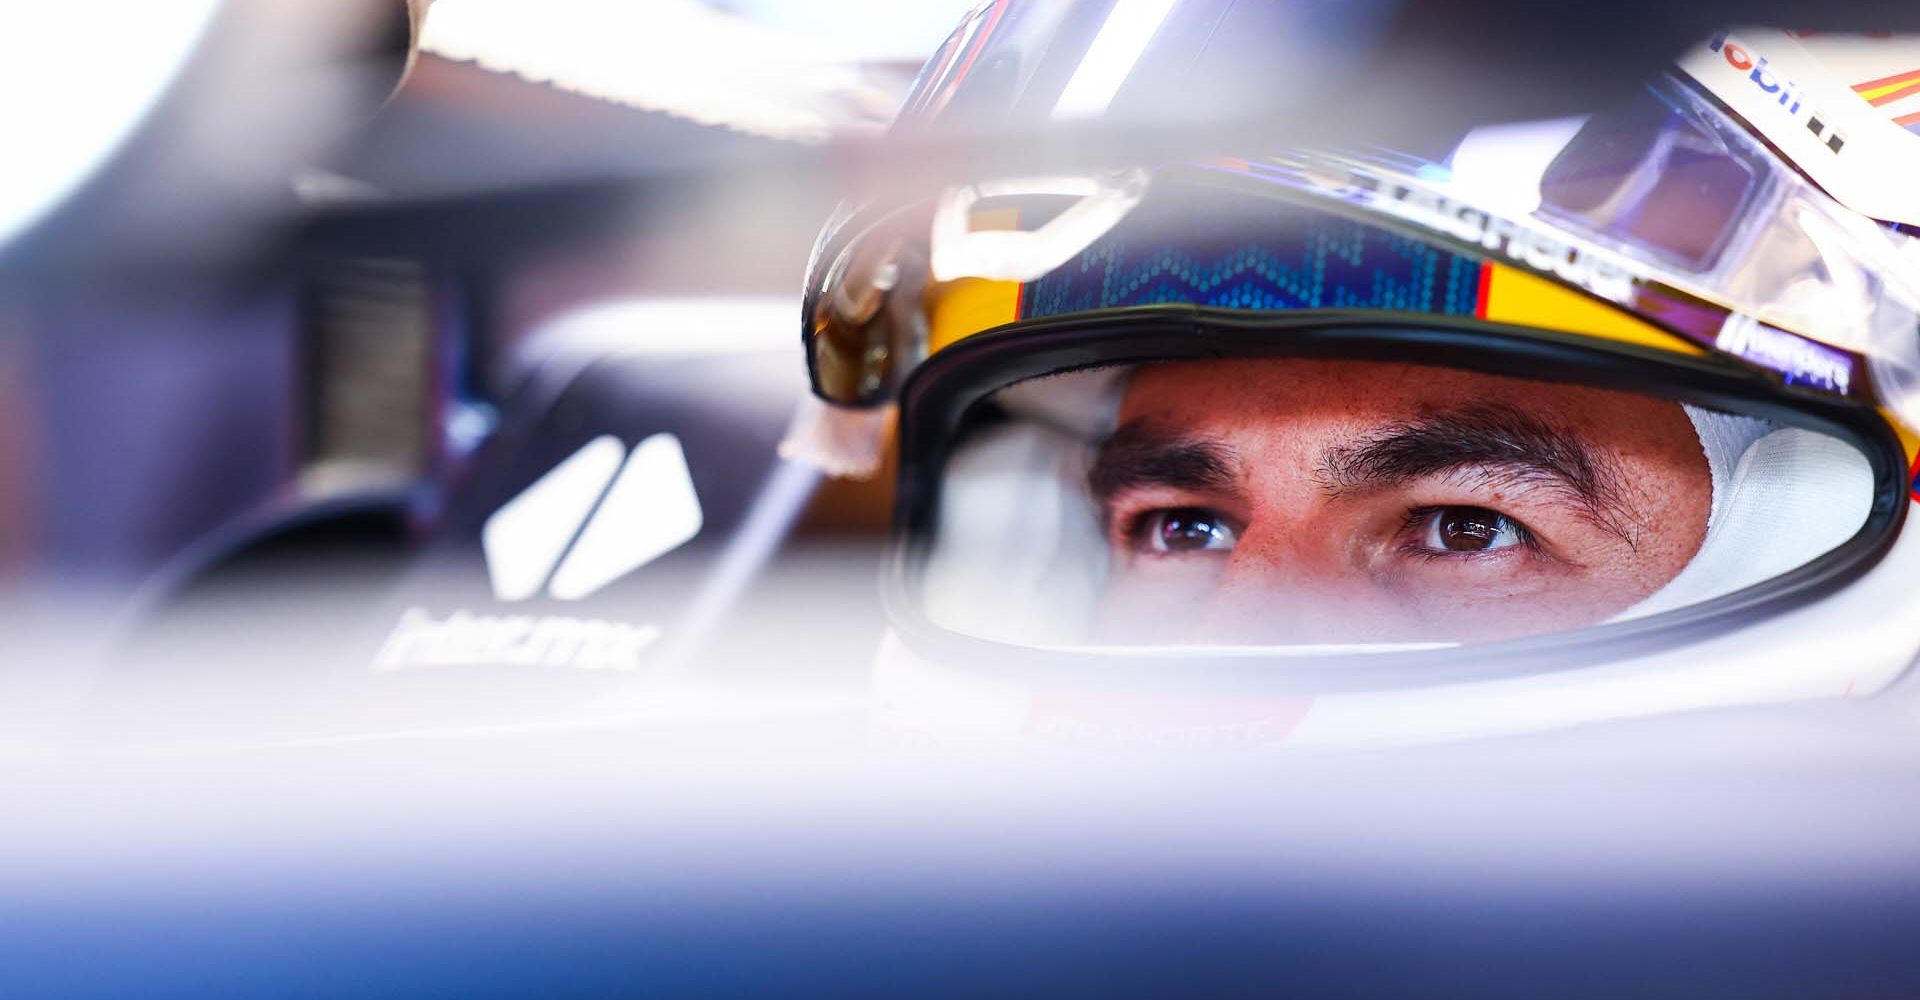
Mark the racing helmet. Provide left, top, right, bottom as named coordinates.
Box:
left=793, top=7, right=1920, bottom=749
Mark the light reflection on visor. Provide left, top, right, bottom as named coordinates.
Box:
left=1539, top=83, right=1764, bottom=271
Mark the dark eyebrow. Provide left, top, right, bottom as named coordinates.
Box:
left=1087, top=420, right=1239, bottom=509
left=1314, top=404, right=1637, bottom=542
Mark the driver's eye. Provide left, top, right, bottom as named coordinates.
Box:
left=1417, top=505, right=1528, bottom=553
left=1142, top=507, right=1238, bottom=554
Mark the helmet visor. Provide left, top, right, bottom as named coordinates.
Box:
left=892, top=322, right=1904, bottom=668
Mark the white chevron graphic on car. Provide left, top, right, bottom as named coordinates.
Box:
left=480, top=433, right=704, bottom=602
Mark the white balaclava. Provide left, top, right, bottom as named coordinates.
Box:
left=1615, top=406, right=1874, bottom=619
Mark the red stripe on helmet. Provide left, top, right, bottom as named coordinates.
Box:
left=926, top=0, right=1014, bottom=118
left=1852, top=66, right=1920, bottom=94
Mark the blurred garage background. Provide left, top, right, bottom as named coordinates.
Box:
left=0, top=0, right=976, bottom=644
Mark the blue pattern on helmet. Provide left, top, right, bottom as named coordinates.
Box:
left=1021, top=199, right=1484, bottom=321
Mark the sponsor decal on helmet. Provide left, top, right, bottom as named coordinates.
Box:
left=1707, top=34, right=1848, bottom=154
left=1342, top=169, right=1638, bottom=304
left=1713, top=313, right=1855, bottom=393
